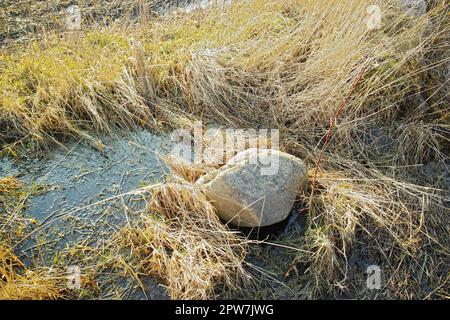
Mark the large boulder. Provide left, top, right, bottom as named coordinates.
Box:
left=197, top=149, right=308, bottom=227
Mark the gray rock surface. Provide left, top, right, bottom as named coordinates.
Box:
left=197, top=149, right=308, bottom=227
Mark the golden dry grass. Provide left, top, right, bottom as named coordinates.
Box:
left=0, top=177, right=66, bottom=300
left=157, top=149, right=448, bottom=299
left=0, top=243, right=64, bottom=300
left=0, top=0, right=447, bottom=161
left=116, top=182, right=251, bottom=299
left=299, top=162, right=447, bottom=298
left=0, top=0, right=448, bottom=299
left=58, top=180, right=252, bottom=300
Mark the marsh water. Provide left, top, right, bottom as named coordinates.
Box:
left=0, top=127, right=309, bottom=299
left=0, top=130, right=174, bottom=298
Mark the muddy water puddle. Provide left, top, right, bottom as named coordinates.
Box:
left=1, top=130, right=173, bottom=298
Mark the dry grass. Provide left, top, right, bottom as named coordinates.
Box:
left=59, top=180, right=251, bottom=300
left=0, top=177, right=66, bottom=300
left=115, top=182, right=251, bottom=299
left=0, top=177, right=27, bottom=244
left=0, top=243, right=64, bottom=300
left=163, top=150, right=448, bottom=299
left=0, top=0, right=448, bottom=299
left=297, top=160, right=447, bottom=298
left=0, top=0, right=182, bottom=46
left=0, top=0, right=448, bottom=160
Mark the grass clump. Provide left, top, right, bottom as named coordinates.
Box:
left=116, top=182, right=251, bottom=299
left=297, top=162, right=447, bottom=298
left=0, top=32, right=154, bottom=150
left=0, top=243, right=64, bottom=300
left=60, top=179, right=251, bottom=300
left=0, top=177, right=66, bottom=300
left=0, top=177, right=27, bottom=241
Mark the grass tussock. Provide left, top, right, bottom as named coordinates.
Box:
left=113, top=182, right=251, bottom=299
left=0, top=243, right=64, bottom=300
left=297, top=162, right=447, bottom=298
left=0, top=177, right=65, bottom=300
left=68, top=180, right=251, bottom=299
